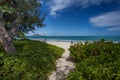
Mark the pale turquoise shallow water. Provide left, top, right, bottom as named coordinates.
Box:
left=28, top=36, right=120, bottom=42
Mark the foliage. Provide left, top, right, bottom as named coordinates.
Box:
left=67, top=40, right=120, bottom=80
left=0, top=0, right=46, bottom=32
left=0, top=0, right=47, bottom=54
left=0, top=40, right=64, bottom=80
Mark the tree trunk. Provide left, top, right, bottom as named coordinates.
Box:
left=0, top=21, right=16, bottom=54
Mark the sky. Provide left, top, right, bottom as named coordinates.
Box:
left=28, top=0, right=120, bottom=36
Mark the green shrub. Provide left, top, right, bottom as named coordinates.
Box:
left=0, top=40, right=64, bottom=80
left=67, top=40, right=120, bottom=80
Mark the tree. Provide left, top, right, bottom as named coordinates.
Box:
left=0, top=0, right=46, bottom=54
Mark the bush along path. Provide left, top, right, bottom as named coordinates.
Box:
left=0, top=40, right=65, bottom=80
left=48, top=42, right=75, bottom=80
left=67, top=40, right=120, bottom=80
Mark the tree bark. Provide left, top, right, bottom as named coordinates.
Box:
left=0, top=21, right=16, bottom=54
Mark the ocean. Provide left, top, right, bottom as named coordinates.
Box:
left=28, top=36, right=120, bottom=42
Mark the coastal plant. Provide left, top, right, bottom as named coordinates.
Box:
left=67, top=40, right=120, bottom=80
left=0, top=40, right=64, bottom=80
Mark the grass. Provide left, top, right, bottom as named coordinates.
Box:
left=0, top=40, right=64, bottom=80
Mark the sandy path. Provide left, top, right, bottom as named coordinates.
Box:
left=48, top=42, right=75, bottom=80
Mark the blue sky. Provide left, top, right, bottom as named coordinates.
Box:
left=28, top=0, right=120, bottom=36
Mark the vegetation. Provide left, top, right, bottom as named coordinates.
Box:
left=67, top=40, right=120, bottom=80
left=0, top=40, right=64, bottom=80
left=0, top=0, right=46, bottom=54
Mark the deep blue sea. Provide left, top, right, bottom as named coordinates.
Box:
left=28, top=36, right=120, bottom=42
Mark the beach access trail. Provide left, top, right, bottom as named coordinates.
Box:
left=48, top=42, right=75, bottom=80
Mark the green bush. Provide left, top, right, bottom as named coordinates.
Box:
left=0, top=40, right=64, bottom=80
left=67, top=40, right=120, bottom=80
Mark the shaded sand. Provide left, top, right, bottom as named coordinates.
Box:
left=48, top=42, right=75, bottom=80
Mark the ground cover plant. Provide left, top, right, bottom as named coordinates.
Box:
left=0, top=40, right=64, bottom=80
left=67, top=40, right=120, bottom=80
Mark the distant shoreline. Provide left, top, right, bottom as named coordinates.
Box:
left=30, top=39, right=120, bottom=44
left=28, top=36, right=120, bottom=42
left=28, top=36, right=120, bottom=43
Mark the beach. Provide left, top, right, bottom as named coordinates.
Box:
left=47, top=41, right=75, bottom=80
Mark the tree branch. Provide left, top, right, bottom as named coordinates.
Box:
left=0, top=0, right=14, bottom=5
left=9, top=11, right=20, bottom=36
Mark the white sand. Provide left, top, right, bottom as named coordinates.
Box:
left=48, top=41, right=75, bottom=80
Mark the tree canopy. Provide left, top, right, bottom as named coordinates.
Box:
left=0, top=0, right=47, bottom=54
left=0, top=0, right=46, bottom=36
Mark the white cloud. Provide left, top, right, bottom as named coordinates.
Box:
left=49, top=0, right=110, bottom=16
left=107, top=26, right=120, bottom=31
left=90, top=11, right=120, bottom=31
left=90, top=11, right=120, bottom=27
left=49, top=0, right=72, bottom=16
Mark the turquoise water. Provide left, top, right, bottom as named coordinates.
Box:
left=28, top=36, right=120, bottom=42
